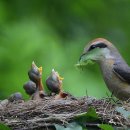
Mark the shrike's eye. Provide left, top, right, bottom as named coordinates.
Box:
left=88, top=45, right=96, bottom=51
left=88, top=43, right=107, bottom=51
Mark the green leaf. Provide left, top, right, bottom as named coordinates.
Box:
left=0, top=123, right=11, bottom=130
left=98, top=124, right=114, bottom=130
left=75, top=107, right=99, bottom=122
left=75, top=60, right=94, bottom=69
left=55, top=122, right=83, bottom=130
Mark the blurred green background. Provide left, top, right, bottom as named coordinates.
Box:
left=0, top=0, right=130, bottom=99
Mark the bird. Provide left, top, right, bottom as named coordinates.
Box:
left=23, top=80, right=37, bottom=96
left=46, top=69, right=68, bottom=99
left=8, top=92, right=23, bottom=102
left=46, top=69, right=64, bottom=94
left=28, top=61, right=41, bottom=85
left=27, top=61, right=45, bottom=98
left=78, top=38, right=130, bottom=101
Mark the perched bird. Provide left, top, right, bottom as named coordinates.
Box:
left=46, top=69, right=64, bottom=94
left=23, top=80, right=37, bottom=96
left=78, top=38, right=130, bottom=101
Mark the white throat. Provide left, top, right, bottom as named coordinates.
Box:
left=102, top=48, right=114, bottom=59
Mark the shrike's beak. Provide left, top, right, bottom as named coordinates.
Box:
left=79, top=53, right=86, bottom=62
left=77, top=47, right=102, bottom=68
left=76, top=52, right=93, bottom=68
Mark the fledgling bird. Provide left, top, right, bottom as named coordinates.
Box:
left=46, top=69, right=64, bottom=94
left=28, top=61, right=41, bottom=86
left=78, top=38, right=130, bottom=101
left=46, top=69, right=67, bottom=99
left=8, top=92, right=23, bottom=102
left=23, top=80, right=37, bottom=96
left=27, top=61, right=45, bottom=98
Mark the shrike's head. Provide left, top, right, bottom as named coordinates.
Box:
left=78, top=38, right=120, bottom=66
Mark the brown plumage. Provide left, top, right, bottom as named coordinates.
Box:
left=79, top=38, right=130, bottom=100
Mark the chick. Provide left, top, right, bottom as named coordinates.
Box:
left=78, top=38, right=130, bottom=101
left=46, top=69, right=63, bottom=94
left=46, top=69, right=68, bottom=99
left=27, top=61, right=45, bottom=99
left=8, top=92, right=23, bottom=102
left=23, top=80, right=37, bottom=96
left=28, top=61, right=41, bottom=85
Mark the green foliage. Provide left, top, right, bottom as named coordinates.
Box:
left=74, top=107, right=114, bottom=130
left=76, top=60, right=94, bottom=70
left=0, top=123, right=10, bottom=130
left=55, top=107, right=115, bottom=130
left=75, top=107, right=99, bottom=122
left=98, top=124, right=114, bottom=130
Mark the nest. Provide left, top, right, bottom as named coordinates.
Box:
left=0, top=96, right=130, bottom=130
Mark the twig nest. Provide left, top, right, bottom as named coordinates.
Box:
left=31, top=90, right=46, bottom=100
left=39, top=90, right=46, bottom=98
left=54, top=91, right=68, bottom=99
left=1, top=97, right=130, bottom=130
left=0, top=99, right=9, bottom=110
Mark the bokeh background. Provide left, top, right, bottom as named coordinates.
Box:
left=0, top=0, right=130, bottom=99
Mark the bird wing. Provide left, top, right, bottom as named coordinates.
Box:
left=113, top=63, right=130, bottom=83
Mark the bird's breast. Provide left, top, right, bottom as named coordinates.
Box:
left=100, top=59, right=115, bottom=81
left=99, top=59, right=130, bottom=100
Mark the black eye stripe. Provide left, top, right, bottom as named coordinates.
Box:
left=96, top=43, right=107, bottom=48
left=88, top=43, right=107, bottom=51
